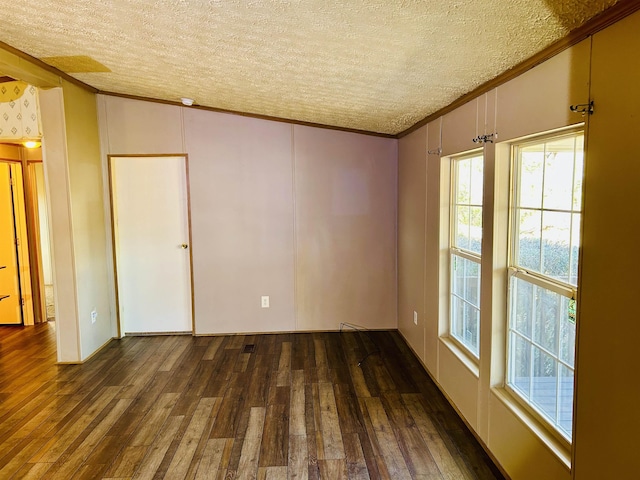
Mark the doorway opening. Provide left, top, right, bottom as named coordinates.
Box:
left=0, top=144, right=53, bottom=326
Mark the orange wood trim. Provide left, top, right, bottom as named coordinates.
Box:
left=20, top=153, right=47, bottom=324
left=0, top=40, right=98, bottom=93
left=397, top=0, right=640, bottom=138
left=105, top=153, right=186, bottom=158
left=99, top=91, right=397, bottom=139
left=184, top=154, right=196, bottom=336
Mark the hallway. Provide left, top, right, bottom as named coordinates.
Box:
left=0, top=324, right=503, bottom=479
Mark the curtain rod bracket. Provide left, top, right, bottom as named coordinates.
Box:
left=570, top=101, right=594, bottom=116
left=472, top=133, right=495, bottom=144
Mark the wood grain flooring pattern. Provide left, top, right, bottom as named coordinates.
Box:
left=0, top=323, right=505, bottom=479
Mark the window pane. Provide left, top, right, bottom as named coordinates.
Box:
left=510, top=276, right=533, bottom=338
left=531, top=346, right=557, bottom=422
left=517, top=209, right=542, bottom=272
left=558, top=364, right=574, bottom=438
left=533, top=285, right=560, bottom=355
left=542, top=211, right=571, bottom=283
left=451, top=254, right=481, bottom=357
left=451, top=254, right=465, bottom=297
left=543, top=138, right=575, bottom=211
left=510, top=332, right=531, bottom=398
left=519, top=147, right=544, bottom=209
left=464, top=259, right=480, bottom=307
left=456, top=159, right=471, bottom=204
left=455, top=205, right=470, bottom=250
left=451, top=295, right=465, bottom=340
left=464, top=302, right=480, bottom=356
left=470, top=156, right=483, bottom=205
left=469, top=206, right=482, bottom=255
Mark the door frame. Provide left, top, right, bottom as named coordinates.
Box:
left=0, top=154, right=47, bottom=326
left=107, top=154, right=195, bottom=337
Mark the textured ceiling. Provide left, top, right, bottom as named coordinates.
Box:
left=0, top=0, right=618, bottom=135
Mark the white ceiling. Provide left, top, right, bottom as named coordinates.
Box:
left=0, top=1, right=618, bottom=135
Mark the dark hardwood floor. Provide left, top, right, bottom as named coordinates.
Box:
left=0, top=323, right=505, bottom=479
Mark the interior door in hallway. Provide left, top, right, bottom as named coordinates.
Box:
left=111, top=156, right=192, bottom=334
left=0, top=162, right=22, bottom=324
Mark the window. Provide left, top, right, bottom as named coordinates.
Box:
left=450, top=152, right=483, bottom=358
left=507, top=132, right=584, bottom=442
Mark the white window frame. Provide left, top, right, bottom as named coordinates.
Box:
left=448, top=151, right=483, bottom=360
left=505, top=130, right=584, bottom=447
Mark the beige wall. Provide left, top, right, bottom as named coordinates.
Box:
left=293, top=125, right=397, bottom=331
left=39, top=88, right=81, bottom=362
left=61, top=80, right=112, bottom=360
left=398, top=37, right=597, bottom=480
left=397, top=125, right=427, bottom=355
left=98, top=96, right=398, bottom=334
left=185, top=110, right=295, bottom=334
left=573, top=11, right=640, bottom=480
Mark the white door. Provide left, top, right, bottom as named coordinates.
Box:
left=111, top=156, right=192, bottom=334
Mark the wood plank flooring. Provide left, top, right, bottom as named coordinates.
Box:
left=0, top=323, right=505, bottom=479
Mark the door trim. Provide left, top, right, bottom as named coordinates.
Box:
left=107, top=154, right=195, bottom=337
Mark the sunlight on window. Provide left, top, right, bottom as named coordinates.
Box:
left=507, top=132, right=583, bottom=442
left=450, top=153, right=483, bottom=358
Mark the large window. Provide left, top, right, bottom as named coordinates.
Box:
left=450, top=152, right=483, bottom=358
left=507, top=132, right=583, bottom=442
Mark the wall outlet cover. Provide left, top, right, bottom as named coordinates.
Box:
left=261, top=296, right=270, bottom=308
left=91, top=309, right=98, bottom=324
left=413, top=311, right=418, bottom=325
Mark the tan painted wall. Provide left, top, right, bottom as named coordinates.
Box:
left=61, top=80, right=112, bottom=360
left=573, top=11, right=640, bottom=480
left=98, top=96, right=398, bottom=334
left=397, top=125, right=427, bottom=356
left=39, top=87, right=81, bottom=362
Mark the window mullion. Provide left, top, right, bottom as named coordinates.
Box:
left=509, top=267, right=574, bottom=298
left=451, top=248, right=481, bottom=263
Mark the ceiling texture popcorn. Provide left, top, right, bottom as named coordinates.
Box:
left=0, top=0, right=618, bottom=135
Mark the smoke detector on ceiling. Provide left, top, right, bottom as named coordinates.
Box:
left=181, top=97, right=194, bottom=106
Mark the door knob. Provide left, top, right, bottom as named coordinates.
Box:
left=180, top=244, right=189, bottom=249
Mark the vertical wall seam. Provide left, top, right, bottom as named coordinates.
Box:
left=180, top=105, right=187, bottom=154
left=291, top=124, right=298, bottom=331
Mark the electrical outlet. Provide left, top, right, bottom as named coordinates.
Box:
left=261, top=296, right=270, bottom=308
left=413, top=311, right=418, bottom=325
left=91, top=309, right=98, bottom=324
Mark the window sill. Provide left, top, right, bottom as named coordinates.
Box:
left=491, top=387, right=572, bottom=471
left=439, top=336, right=480, bottom=378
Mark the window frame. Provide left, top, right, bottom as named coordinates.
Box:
left=448, top=150, right=484, bottom=360
left=505, top=130, right=584, bottom=448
